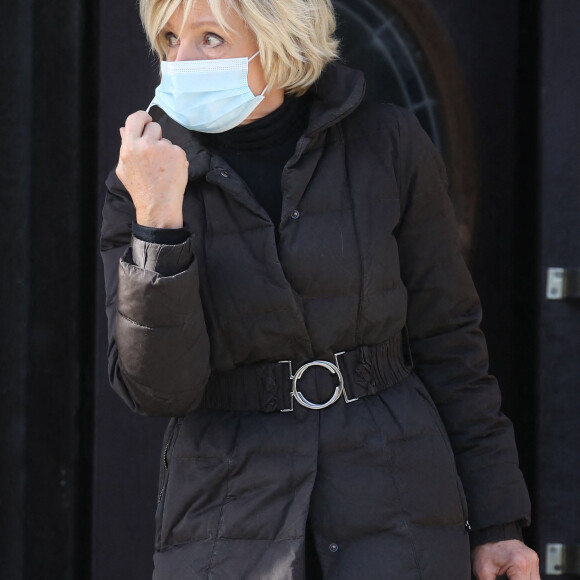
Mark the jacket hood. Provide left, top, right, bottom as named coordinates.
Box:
left=151, top=61, right=366, bottom=180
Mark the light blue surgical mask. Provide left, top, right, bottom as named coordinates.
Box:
left=148, top=51, right=266, bottom=133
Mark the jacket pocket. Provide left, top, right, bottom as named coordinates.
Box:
left=155, top=417, right=182, bottom=549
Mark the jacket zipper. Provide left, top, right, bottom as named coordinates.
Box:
left=158, top=439, right=171, bottom=503
left=158, top=419, right=180, bottom=504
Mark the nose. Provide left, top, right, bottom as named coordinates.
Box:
left=174, top=40, right=201, bottom=62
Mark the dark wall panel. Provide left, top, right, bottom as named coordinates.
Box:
left=0, top=2, right=34, bottom=579
left=537, top=1, right=580, bottom=574
left=1, top=0, right=97, bottom=578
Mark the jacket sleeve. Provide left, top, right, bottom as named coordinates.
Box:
left=100, top=169, right=211, bottom=416
left=393, top=109, right=531, bottom=533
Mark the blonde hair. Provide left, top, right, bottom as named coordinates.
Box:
left=139, top=0, right=339, bottom=95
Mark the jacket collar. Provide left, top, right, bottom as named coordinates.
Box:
left=152, top=61, right=366, bottom=180
left=304, top=61, right=365, bottom=136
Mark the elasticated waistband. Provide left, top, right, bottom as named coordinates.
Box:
left=201, top=330, right=414, bottom=412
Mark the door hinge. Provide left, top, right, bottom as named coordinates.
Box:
left=546, top=543, right=580, bottom=575
left=546, top=268, right=580, bottom=300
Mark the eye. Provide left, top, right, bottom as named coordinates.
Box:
left=164, top=32, right=179, bottom=49
left=203, top=33, right=224, bottom=48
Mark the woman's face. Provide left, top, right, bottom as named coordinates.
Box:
left=162, top=0, right=283, bottom=121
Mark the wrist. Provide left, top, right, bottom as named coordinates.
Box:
left=135, top=209, right=183, bottom=229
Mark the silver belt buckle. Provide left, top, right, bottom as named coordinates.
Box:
left=278, top=352, right=358, bottom=412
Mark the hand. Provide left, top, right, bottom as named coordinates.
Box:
left=472, top=540, right=540, bottom=579
left=116, top=110, right=189, bottom=228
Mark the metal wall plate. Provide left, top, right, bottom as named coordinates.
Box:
left=547, top=269, right=566, bottom=300
left=546, top=543, right=580, bottom=575
left=546, top=268, right=580, bottom=300
left=547, top=544, right=565, bottom=575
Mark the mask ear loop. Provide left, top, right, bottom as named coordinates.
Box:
left=248, top=51, right=268, bottom=96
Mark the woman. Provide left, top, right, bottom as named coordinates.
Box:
left=101, top=0, right=540, bottom=578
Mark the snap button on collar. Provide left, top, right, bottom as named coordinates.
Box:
left=291, top=209, right=300, bottom=219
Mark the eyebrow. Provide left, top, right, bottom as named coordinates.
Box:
left=189, top=19, right=221, bottom=28
left=163, top=18, right=224, bottom=35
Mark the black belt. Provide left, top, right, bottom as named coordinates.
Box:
left=201, top=331, right=413, bottom=412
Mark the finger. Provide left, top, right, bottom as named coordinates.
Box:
left=473, top=561, right=499, bottom=580
left=122, top=110, right=153, bottom=140
left=504, top=560, right=535, bottom=580
left=475, top=569, right=497, bottom=580
left=142, top=121, right=162, bottom=141
left=512, top=550, right=540, bottom=579
left=161, top=138, right=172, bottom=145
left=505, top=572, right=528, bottom=580
left=171, top=143, right=189, bottom=164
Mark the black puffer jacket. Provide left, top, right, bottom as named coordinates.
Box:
left=101, top=63, right=530, bottom=579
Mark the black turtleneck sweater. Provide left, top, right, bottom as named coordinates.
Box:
left=133, top=96, right=310, bottom=245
